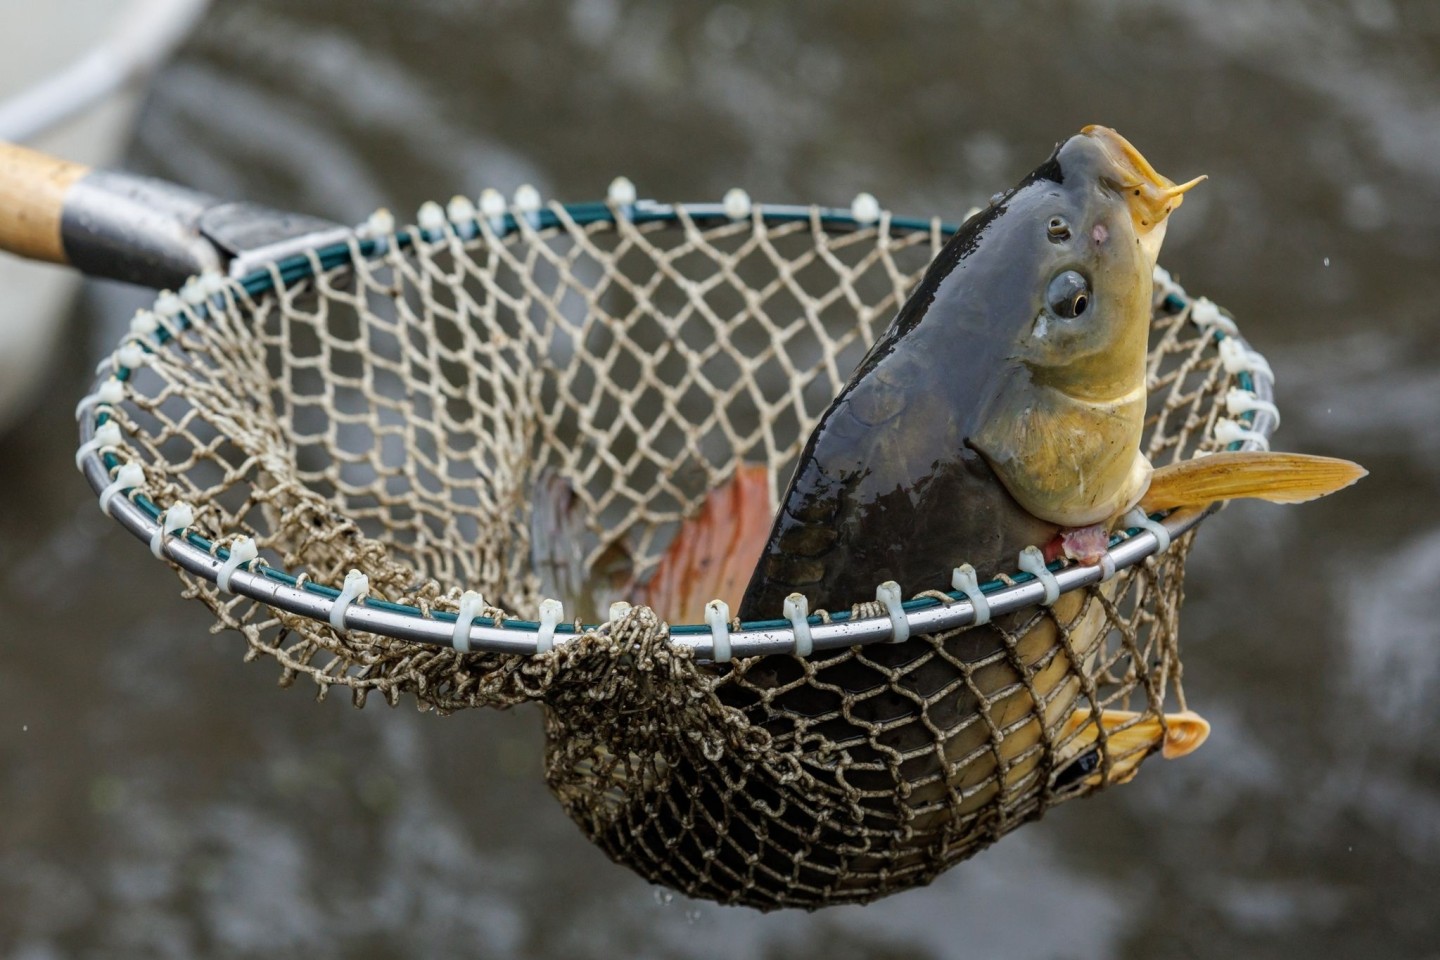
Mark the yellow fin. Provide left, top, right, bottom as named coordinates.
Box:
left=1158, top=709, right=1211, bottom=760
left=530, top=469, right=640, bottom=623
left=1058, top=708, right=1211, bottom=787
left=1139, top=451, right=1367, bottom=513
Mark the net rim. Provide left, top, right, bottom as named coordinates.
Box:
left=74, top=197, right=1277, bottom=662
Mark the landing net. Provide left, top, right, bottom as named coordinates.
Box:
left=75, top=190, right=1274, bottom=908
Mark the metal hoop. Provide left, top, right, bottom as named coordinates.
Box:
left=75, top=199, right=1277, bottom=663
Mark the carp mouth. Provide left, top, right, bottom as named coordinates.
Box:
left=1081, top=124, right=1205, bottom=265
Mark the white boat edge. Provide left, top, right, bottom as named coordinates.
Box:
left=0, top=0, right=209, bottom=435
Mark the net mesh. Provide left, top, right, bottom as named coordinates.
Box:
left=93, top=203, right=1238, bottom=909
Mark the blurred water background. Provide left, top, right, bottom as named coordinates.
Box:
left=2, top=1, right=1438, bottom=957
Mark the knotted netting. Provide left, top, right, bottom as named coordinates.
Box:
left=76, top=192, right=1272, bottom=909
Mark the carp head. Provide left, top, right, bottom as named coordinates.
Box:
left=973, top=126, right=1205, bottom=528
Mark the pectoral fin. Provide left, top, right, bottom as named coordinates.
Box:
left=1139, top=451, right=1366, bottom=513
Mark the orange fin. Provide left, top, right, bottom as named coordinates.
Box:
left=1058, top=708, right=1210, bottom=787
left=1139, top=451, right=1367, bottom=513
left=637, top=464, right=773, bottom=624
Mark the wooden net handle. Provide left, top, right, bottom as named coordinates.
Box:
left=0, top=141, right=89, bottom=264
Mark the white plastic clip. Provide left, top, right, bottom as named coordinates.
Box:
left=417, top=200, right=446, bottom=233
left=1214, top=416, right=1271, bottom=451
left=607, top=176, right=637, bottom=206
left=75, top=420, right=123, bottom=470
left=129, top=310, right=159, bottom=337
left=330, top=569, right=370, bottom=635
left=850, top=192, right=881, bottom=224
left=1152, top=265, right=1182, bottom=303
left=706, top=599, right=733, bottom=663
left=1189, top=297, right=1238, bottom=335
left=150, top=501, right=195, bottom=559
left=1018, top=546, right=1060, bottom=605
left=513, top=184, right=542, bottom=213
left=446, top=194, right=476, bottom=224
left=535, top=598, right=564, bottom=654
left=75, top=379, right=126, bottom=420
left=180, top=278, right=206, bottom=306
left=98, top=462, right=146, bottom=515
left=875, top=581, right=909, bottom=643
left=1224, top=387, right=1281, bottom=427
left=1218, top=336, right=1274, bottom=381
left=452, top=590, right=486, bottom=652
left=1124, top=509, right=1172, bottom=554
left=199, top=270, right=226, bottom=299
left=608, top=601, right=632, bottom=623
left=1097, top=552, right=1117, bottom=582
left=722, top=187, right=752, bottom=220
left=116, top=343, right=147, bottom=371
left=951, top=563, right=990, bottom=625
left=365, top=207, right=396, bottom=235
left=783, top=593, right=814, bottom=657
left=154, top=290, right=183, bottom=318
left=217, top=536, right=259, bottom=594
left=479, top=188, right=506, bottom=219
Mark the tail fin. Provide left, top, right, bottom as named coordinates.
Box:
left=637, top=464, right=774, bottom=623
left=1057, top=708, right=1211, bottom=787
left=1139, top=451, right=1366, bottom=513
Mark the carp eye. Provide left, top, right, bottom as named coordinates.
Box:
left=1047, top=270, right=1091, bottom=319
left=1047, top=216, right=1070, bottom=241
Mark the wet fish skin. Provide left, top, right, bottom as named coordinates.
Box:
left=712, top=129, right=1202, bottom=853
left=594, top=128, right=1364, bottom=902
left=740, top=127, right=1176, bottom=620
